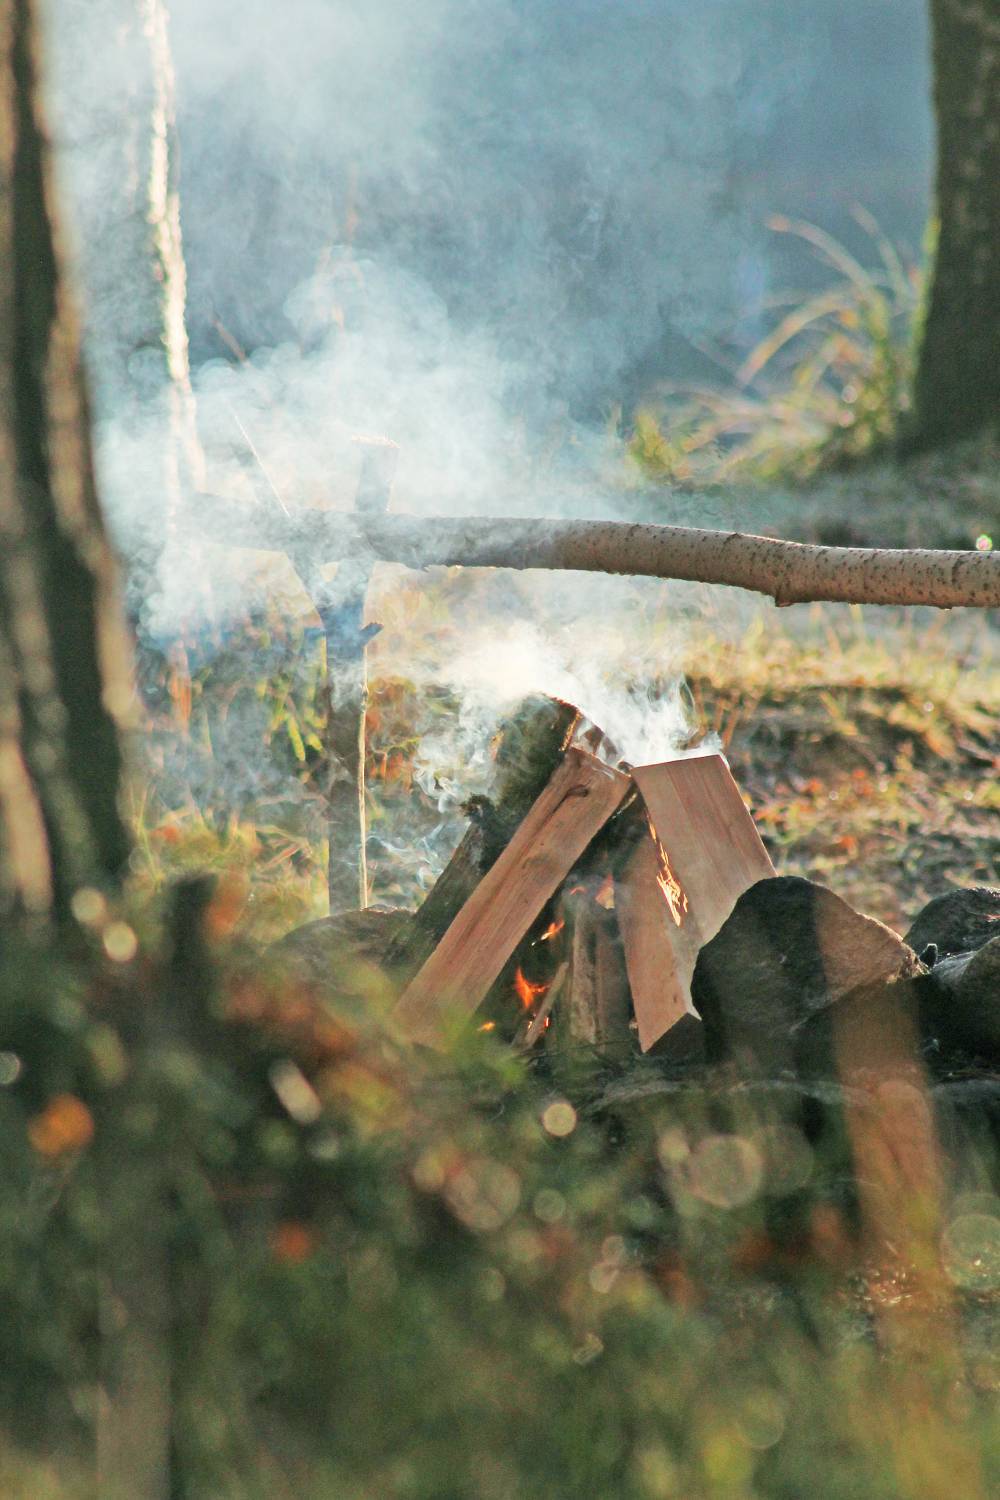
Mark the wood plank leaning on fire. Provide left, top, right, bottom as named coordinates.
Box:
left=618, top=757, right=775, bottom=1053
left=392, top=748, right=631, bottom=1048
left=189, top=493, right=1000, bottom=610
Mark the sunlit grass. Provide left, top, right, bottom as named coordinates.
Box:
left=628, top=212, right=921, bottom=484
left=126, top=600, right=998, bottom=944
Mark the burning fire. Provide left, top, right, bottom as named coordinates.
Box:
left=651, top=831, right=688, bottom=927
left=514, top=967, right=549, bottom=1010
left=537, top=919, right=565, bottom=943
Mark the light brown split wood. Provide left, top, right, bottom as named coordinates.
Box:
left=618, top=755, right=775, bottom=1052
left=562, top=887, right=631, bottom=1049
left=392, top=747, right=630, bottom=1048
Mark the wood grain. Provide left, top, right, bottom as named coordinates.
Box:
left=392, top=748, right=630, bottom=1047
left=619, top=756, right=775, bottom=1051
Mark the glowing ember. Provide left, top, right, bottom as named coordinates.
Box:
left=651, top=828, right=688, bottom=927
left=478, top=1020, right=497, bottom=1032
left=514, top=967, right=549, bottom=1010
left=537, top=919, right=566, bottom=943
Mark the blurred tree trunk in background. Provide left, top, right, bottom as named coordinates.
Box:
left=48, top=0, right=206, bottom=629
left=0, top=0, right=132, bottom=921
left=907, top=0, right=1000, bottom=449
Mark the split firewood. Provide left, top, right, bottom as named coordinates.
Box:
left=559, top=884, right=631, bottom=1051
left=392, top=748, right=630, bottom=1048
left=384, top=696, right=579, bottom=980
left=190, top=493, right=1000, bottom=610
left=520, top=961, right=568, bottom=1049
left=617, top=754, right=775, bottom=1053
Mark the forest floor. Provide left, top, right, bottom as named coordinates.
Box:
left=134, top=438, right=1000, bottom=948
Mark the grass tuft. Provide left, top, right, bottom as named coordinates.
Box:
left=628, top=212, right=921, bottom=484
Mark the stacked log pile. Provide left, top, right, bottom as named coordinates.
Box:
left=273, top=694, right=998, bottom=1089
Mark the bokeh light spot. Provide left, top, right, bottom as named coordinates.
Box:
left=103, top=921, right=138, bottom=963
left=541, top=1100, right=577, bottom=1137
left=687, top=1134, right=763, bottom=1209
left=942, top=1212, right=1000, bottom=1292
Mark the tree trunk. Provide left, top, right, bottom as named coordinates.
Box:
left=48, top=0, right=206, bottom=626
left=0, top=0, right=131, bottom=920
left=907, top=0, right=1000, bottom=449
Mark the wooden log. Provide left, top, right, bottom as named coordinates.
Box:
left=561, top=886, right=631, bottom=1051
left=383, top=697, right=578, bottom=979
left=618, top=755, right=775, bottom=1052
left=392, top=748, right=630, bottom=1047
left=616, top=834, right=693, bottom=1052
left=189, top=495, right=1000, bottom=611
left=702, top=877, right=924, bottom=1076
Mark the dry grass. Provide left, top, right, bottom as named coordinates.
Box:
left=127, top=602, right=998, bottom=946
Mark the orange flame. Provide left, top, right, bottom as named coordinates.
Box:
left=653, top=836, right=688, bottom=927
left=514, top=967, right=549, bottom=1010
left=537, top=919, right=565, bottom=943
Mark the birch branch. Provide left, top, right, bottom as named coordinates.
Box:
left=189, top=493, right=999, bottom=610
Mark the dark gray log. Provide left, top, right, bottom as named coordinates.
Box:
left=692, top=876, right=923, bottom=1075
left=918, top=936, right=1000, bottom=1068
left=905, top=886, right=1000, bottom=962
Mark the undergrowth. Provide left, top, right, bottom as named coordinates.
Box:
left=627, top=213, right=920, bottom=485
left=0, top=895, right=997, bottom=1498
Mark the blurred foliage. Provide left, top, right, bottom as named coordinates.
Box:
left=628, top=213, right=921, bottom=484
left=0, top=902, right=997, bottom=1498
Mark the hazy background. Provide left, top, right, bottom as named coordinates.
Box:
left=47, top=0, right=932, bottom=492
left=40, top=0, right=936, bottom=770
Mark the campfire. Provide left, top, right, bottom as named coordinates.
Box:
left=390, top=717, right=774, bottom=1053
left=272, top=679, right=996, bottom=1084
left=247, top=453, right=994, bottom=1077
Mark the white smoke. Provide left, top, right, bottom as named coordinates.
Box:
left=37, top=0, right=932, bottom=861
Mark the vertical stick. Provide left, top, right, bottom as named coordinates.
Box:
left=289, top=438, right=396, bottom=913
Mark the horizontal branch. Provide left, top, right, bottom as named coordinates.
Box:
left=187, top=493, right=1000, bottom=610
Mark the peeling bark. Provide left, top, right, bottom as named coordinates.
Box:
left=907, top=0, right=1000, bottom=448
left=190, top=495, right=1000, bottom=610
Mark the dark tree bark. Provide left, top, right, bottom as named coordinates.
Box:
left=907, top=0, right=1000, bottom=449
left=0, top=0, right=131, bottom=919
